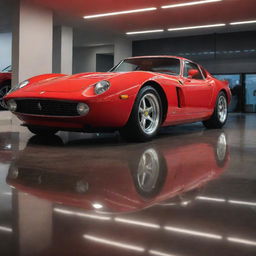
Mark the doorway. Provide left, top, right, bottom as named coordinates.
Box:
left=244, top=74, right=256, bottom=113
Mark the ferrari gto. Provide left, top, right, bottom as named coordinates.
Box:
left=4, top=56, right=231, bottom=141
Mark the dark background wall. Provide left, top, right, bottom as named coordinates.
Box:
left=96, top=54, right=114, bottom=72
left=133, top=31, right=256, bottom=74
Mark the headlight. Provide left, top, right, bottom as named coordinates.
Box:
left=77, top=103, right=89, bottom=116
left=94, top=80, right=110, bottom=95
left=9, top=167, right=19, bottom=179
left=7, top=100, right=17, bottom=112
left=7, top=80, right=30, bottom=94
left=19, top=80, right=29, bottom=88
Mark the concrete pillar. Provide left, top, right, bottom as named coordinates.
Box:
left=11, top=7, right=53, bottom=254
left=53, top=26, right=73, bottom=74
left=17, top=192, right=52, bottom=256
left=114, top=38, right=132, bottom=65
left=12, top=0, right=53, bottom=87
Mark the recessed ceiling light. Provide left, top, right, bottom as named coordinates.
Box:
left=84, top=7, right=157, bottom=19
left=162, top=0, right=222, bottom=9
left=230, top=20, right=256, bottom=25
left=168, top=23, right=226, bottom=31
left=126, top=29, right=164, bottom=35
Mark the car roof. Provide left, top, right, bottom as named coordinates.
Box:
left=126, top=56, right=190, bottom=62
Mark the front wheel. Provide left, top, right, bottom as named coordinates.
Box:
left=27, top=126, right=59, bottom=136
left=203, top=91, right=228, bottom=129
left=0, top=84, right=11, bottom=110
left=120, top=86, right=162, bottom=142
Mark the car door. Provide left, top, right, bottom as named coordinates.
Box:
left=180, top=61, right=214, bottom=114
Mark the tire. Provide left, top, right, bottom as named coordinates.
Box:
left=0, top=83, right=11, bottom=110
left=119, top=86, right=162, bottom=142
left=203, top=91, right=228, bottom=129
left=27, top=126, right=59, bottom=136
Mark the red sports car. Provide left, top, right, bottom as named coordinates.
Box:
left=0, top=65, right=12, bottom=109
left=4, top=56, right=231, bottom=141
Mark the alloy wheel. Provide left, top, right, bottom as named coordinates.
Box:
left=137, top=148, right=160, bottom=193
left=218, top=95, right=227, bottom=123
left=138, top=93, right=160, bottom=135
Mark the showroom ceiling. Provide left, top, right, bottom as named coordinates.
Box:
left=2, top=0, right=256, bottom=46
left=29, top=0, right=256, bottom=46
left=31, top=0, right=256, bottom=31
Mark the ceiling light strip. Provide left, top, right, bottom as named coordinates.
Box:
left=126, top=29, right=164, bottom=35
left=115, top=217, right=160, bottom=228
left=227, top=237, right=256, bottom=246
left=196, top=196, right=226, bottom=202
left=83, top=234, right=145, bottom=252
left=228, top=200, right=256, bottom=206
left=162, top=0, right=222, bottom=9
left=84, top=7, right=157, bottom=19
left=168, top=23, right=225, bottom=31
left=54, top=208, right=111, bottom=220
left=149, top=249, right=177, bottom=256
left=0, top=226, right=12, bottom=232
left=164, top=226, right=222, bottom=239
left=230, top=20, right=256, bottom=25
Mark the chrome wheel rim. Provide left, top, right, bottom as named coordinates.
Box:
left=216, top=133, right=227, bottom=162
left=137, top=148, right=160, bottom=193
left=138, top=93, right=160, bottom=135
left=218, top=95, right=227, bottom=123
left=0, top=85, right=11, bottom=109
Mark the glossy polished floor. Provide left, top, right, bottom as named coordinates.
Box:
left=0, top=113, right=256, bottom=256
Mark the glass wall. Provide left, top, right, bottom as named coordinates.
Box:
left=244, top=74, right=256, bottom=113
left=214, top=74, right=242, bottom=112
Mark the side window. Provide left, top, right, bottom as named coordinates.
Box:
left=183, top=61, right=204, bottom=80
left=200, top=66, right=208, bottom=78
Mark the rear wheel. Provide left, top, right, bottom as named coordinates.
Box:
left=0, top=84, right=11, bottom=110
left=27, top=126, right=59, bottom=136
left=203, top=91, right=228, bottom=129
left=120, top=86, right=162, bottom=142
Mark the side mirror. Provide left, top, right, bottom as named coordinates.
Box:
left=188, top=69, right=199, bottom=79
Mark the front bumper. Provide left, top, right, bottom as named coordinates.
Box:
left=8, top=95, right=136, bottom=131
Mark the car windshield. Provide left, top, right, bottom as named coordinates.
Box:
left=110, top=58, right=180, bottom=76
left=2, top=65, right=12, bottom=72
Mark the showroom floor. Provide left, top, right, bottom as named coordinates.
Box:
left=0, top=113, right=256, bottom=256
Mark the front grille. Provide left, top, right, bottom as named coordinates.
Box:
left=15, top=99, right=79, bottom=117
left=9, top=168, right=86, bottom=194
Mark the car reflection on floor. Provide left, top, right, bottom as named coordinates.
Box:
left=3, top=131, right=233, bottom=256
left=7, top=132, right=229, bottom=213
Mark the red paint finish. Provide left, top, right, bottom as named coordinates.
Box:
left=4, top=56, right=231, bottom=131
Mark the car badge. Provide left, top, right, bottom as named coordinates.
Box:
left=38, top=102, right=42, bottom=111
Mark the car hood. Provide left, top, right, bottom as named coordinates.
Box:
left=24, top=72, right=126, bottom=93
